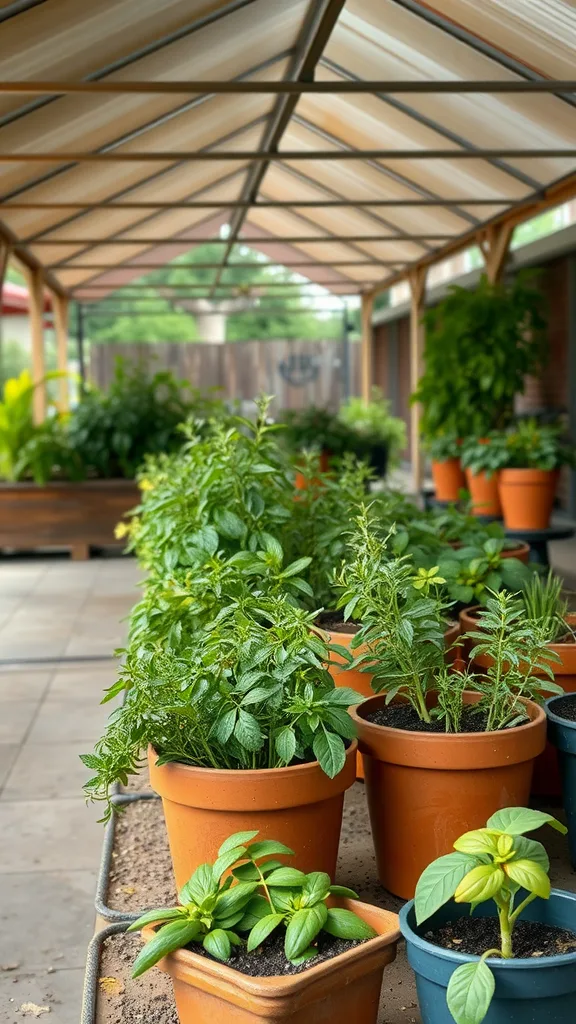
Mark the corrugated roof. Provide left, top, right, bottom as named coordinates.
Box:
left=0, top=0, right=574, bottom=299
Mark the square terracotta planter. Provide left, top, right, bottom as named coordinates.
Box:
left=141, top=898, right=400, bottom=1024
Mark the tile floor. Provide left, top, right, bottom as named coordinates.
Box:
left=0, top=556, right=141, bottom=1024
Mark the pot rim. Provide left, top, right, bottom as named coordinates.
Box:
left=350, top=692, right=545, bottom=740
left=142, top=897, right=400, bottom=997
left=399, top=890, right=576, bottom=970
left=545, top=694, right=576, bottom=729
left=148, top=740, right=358, bottom=781
left=499, top=467, right=560, bottom=480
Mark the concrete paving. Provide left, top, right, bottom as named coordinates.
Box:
left=0, top=556, right=141, bottom=1024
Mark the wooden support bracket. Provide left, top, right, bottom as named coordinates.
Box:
left=478, top=222, right=514, bottom=284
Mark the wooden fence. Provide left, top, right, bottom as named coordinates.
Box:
left=89, top=339, right=359, bottom=411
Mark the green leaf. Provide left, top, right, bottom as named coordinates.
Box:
left=504, top=859, right=551, bottom=899
left=211, top=709, right=237, bottom=745
left=486, top=808, right=567, bottom=837
left=454, top=865, right=505, bottom=905
left=262, top=534, right=283, bottom=561
left=218, top=831, right=259, bottom=856
left=447, top=960, right=495, bottom=1024
left=323, top=908, right=377, bottom=941
left=214, top=881, right=259, bottom=919
left=415, top=853, right=479, bottom=925
left=313, top=730, right=345, bottom=778
left=180, top=863, right=216, bottom=906
left=275, top=726, right=296, bottom=764
left=234, top=709, right=264, bottom=751
left=511, top=836, right=549, bottom=873
left=212, top=847, right=247, bottom=884
left=127, top=908, right=184, bottom=932
left=247, top=840, right=295, bottom=859
left=132, top=920, right=202, bottom=978
left=454, top=831, right=499, bottom=858
left=329, top=885, right=359, bottom=899
left=323, top=687, right=365, bottom=707
left=213, top=508, right=246, bottom=540
left=202, top=928, right=231, bottom=962
left=302, top=872, right=331, bottom=905
left=285, top=904, right=328, bottom=961
left=237, top=894, right=270, bottom=931
left=247, top=913, right=285, bottom=952
left=266, top=867, right=307, bottom=886
left=282, top=557, right=312, bottom=578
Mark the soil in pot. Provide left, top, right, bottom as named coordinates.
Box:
left=423, top=916, right=576, bottom=958
left=548, top=692, right=576, bottom=722
left=350, top=693, right=546, bottom=900
left=365, top=704, right=495, bottom=734
left=186, top=929, right=368, bottom=977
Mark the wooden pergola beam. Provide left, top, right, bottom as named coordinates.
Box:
left=0, top=80, right=575, bottom=94
left=2, top=148, right=574, bottom=162
left=51, top=293, right=69, bottom=411
left=22, top=266, right=46, bottom=423
left=360, top=293, right=374, bottom=402
left=478, top=223, right=514, bottom=285
left=408, top=266, right=427, bottom=496
left=367, top=171, right=576, bottom=299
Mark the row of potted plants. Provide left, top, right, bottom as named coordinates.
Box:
left=83, top=399, right=576, bottom=1024
left=428, top=421, right=575, bottom=527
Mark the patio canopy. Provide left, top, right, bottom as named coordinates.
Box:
left=0, top=0, right=575, bottom=304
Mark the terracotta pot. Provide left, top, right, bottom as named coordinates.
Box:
left=431, top=457, right=467, bottom=502
left=350, top=692, right=546, bottom=900
left=148, top=744, right=357, bottom=890
left=499, top=468, right=558, bottom=529
left=141, top=897, right=400, bottom=1024
left=464, top=468, right=501, bottom=517
left=460, top=610, right=576, bottom=798
left=323, top=623, right=461, bottom=777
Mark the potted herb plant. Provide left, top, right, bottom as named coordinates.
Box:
left=82, top=582, right=361, bottom=889
left=426, top=433, right=467, bottom=503
left=461, top=572, right=576, bottom=797
left=400, top=808, right=575, bottom=1024
left=338, top=387, right=407, bottom=478
left=340, top=513, right=554, bottom=899
left=412, top=272, right=546, bottom=443
left=280, top=406, right=352, bottom=487
left=496, top=420, right=576, bottom=530
left=546, top=696, right=576, bottom=869
left=129, top=830, right=400, bottom=1024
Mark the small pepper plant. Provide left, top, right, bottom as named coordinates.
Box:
left=414, top=808, right=568, bottom=1024
left=129, top=830, right=376, bottom=977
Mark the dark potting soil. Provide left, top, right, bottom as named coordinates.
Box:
left=317, top=612, right=361, bottom=635
left=188, top=929, right=368, bottom=977
left=424, top=917, right=576, bottom=959
left=364, top=703, right=503, bottom=734
left=549, top=692, right=576, bottom=723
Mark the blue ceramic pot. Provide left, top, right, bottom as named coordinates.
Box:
left=546, top=695, right=576, bottom=868
left=400, top=890, right=576, bottom=1023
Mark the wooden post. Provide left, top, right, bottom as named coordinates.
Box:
left=51, top=292, right=69, bottom=411
left=479, top=222, right=514, bottom=284
left=408, top=267, right=427, bottom=495
left=23, top=265, right=46, bottom=423
left=0, top=240, right=10, bottom=385
left=360, top=292, right=374, bottom=401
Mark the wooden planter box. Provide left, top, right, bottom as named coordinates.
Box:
left=0, top=479, right=140, bottom=559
